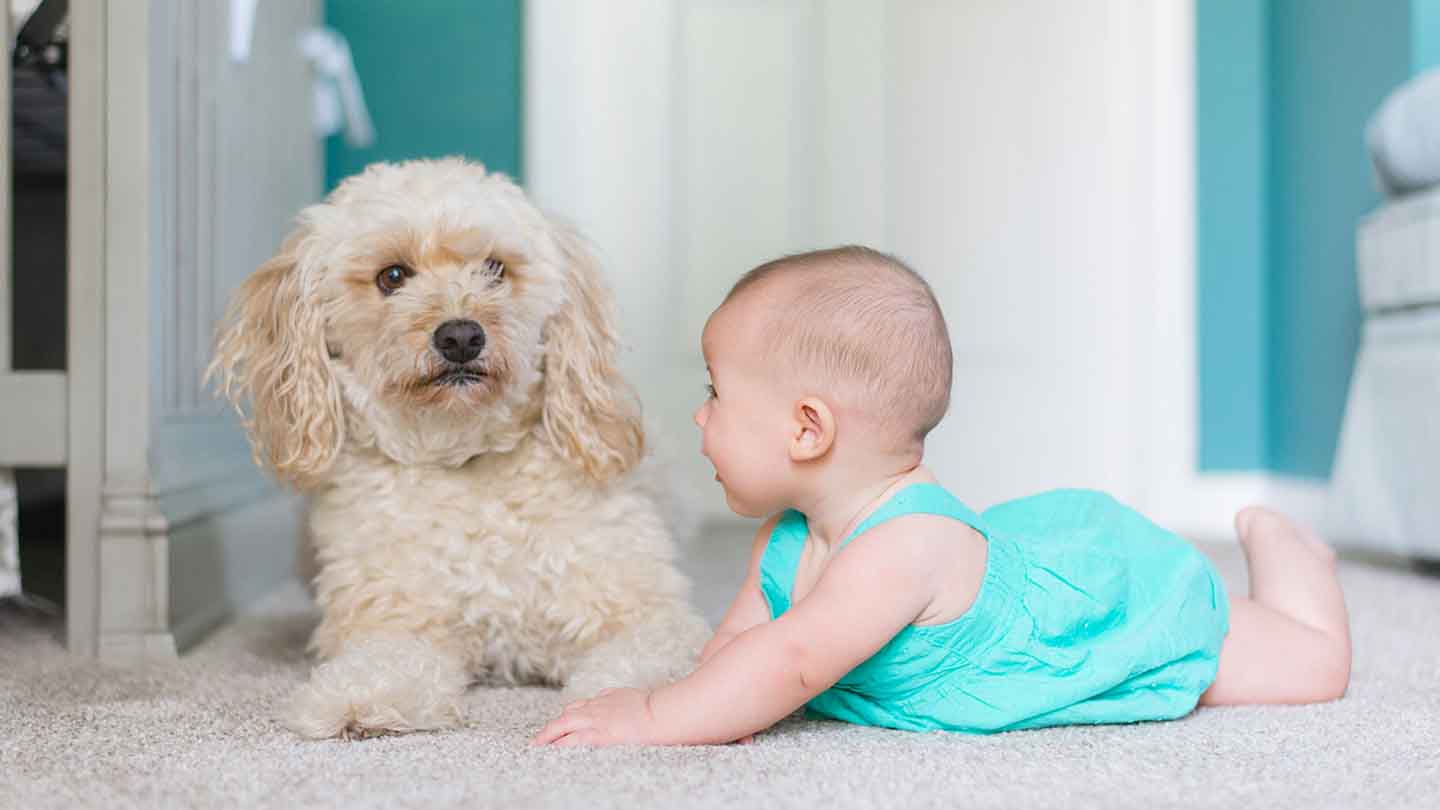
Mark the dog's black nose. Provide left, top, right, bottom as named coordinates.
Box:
left=432, top=319, right=486, bottom=364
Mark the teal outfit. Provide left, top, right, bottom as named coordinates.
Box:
left=759, top=484, right=1230, bottom=734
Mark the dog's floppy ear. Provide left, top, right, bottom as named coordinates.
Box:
left=207, top=227, right=345, bottom=489
left=540, top=224, right=645, bottom=483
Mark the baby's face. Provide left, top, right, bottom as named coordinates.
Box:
left=694, top=301, right=796, bottom=518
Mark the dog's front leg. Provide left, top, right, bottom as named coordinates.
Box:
left=286, top=630, right=470, bottom=740
left=561, top=604, right=710, bottom=700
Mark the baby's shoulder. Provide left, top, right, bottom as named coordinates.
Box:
left=841, top=512, right=987, bottom=625
left=848, top=511, right=984, bottom=563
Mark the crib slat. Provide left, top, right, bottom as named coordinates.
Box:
left=1, top=6, right=16, bottom=600
left=1, top=5, right=11, bottom=372
left=0, top=372, right=67, bottom=463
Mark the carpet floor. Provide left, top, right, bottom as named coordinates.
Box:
left=3, top=529, right=1438, bottom=810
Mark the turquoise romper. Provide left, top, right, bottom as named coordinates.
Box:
left=759, top=484, right=1230, bottom=733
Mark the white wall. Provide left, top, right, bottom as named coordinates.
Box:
left=528, top=1, right=1209, bottom=533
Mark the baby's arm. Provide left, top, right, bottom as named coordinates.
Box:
left=531, top=520, right=941, bottom=746
left=645, top=521, right=937, bottom=744
left=697, top=514, right=780, bottom=667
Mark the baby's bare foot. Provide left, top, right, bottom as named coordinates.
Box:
left=1235, top=505, right=1337, bottom=566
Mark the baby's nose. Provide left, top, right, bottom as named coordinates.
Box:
left=693, top=405, right=706, bottom=427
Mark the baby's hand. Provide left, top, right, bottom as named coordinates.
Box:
left=530, top=688, right=659, bottom=747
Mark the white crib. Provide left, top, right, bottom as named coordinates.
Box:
left=0, top=20, right=11, bottom=591
left=1, top=2, right=160, bottom=656
left=1, top=0, right=319, bottom=660
left=1331, top=185, right=1440, bottom=558
left=0, top=3, right=75, bottom=604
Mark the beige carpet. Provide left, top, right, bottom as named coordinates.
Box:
left=2, top=534, right=1439, bottom=810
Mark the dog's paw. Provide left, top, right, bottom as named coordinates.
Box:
left=560, top=668, right=625, bottom=702
left=284, top=636, right=469, bottom=740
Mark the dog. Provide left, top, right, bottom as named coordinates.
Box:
left=210, top=157, right=709, bottom=739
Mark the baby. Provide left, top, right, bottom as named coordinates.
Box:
left=533, top=246, right=1352, bottom=746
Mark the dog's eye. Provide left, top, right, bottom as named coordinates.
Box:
left=376, top=265, right=410, bottom=295
left=483, top=257, right=506, bottom=281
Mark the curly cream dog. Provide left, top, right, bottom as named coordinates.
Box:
left=210, top=157, right=708, bottom=739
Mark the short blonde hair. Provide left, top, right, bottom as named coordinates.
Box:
left=724, top=246, right=952, bottom=447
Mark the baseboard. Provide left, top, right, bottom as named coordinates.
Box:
left=1262, top=475, right=1344, bottom=538
left=1144, top=474, right=1268, bottom=542
left=98, top=630, right=178, bottom=664
left=170, top=596, right=232, bottom=653
left=168, top=492, right=304, bottom=654
left=1147, top=473, right=1346, bottom=545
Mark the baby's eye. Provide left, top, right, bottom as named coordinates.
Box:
left=704, top=383, right=717, bottom=400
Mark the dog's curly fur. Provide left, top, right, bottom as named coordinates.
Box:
left=209, top=158, right=709, bottom=740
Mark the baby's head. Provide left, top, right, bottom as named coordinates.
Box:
left=694, top=246, right=952, bottom=516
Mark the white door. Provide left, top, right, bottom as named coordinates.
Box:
left=888, top=2, right=1155, bottom=509
left=528, top=0, right=1189, bottom=526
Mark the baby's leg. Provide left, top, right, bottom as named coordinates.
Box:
left=1200, top=506, right=1351, bottom=706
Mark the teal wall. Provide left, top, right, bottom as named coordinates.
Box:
left=1267, top=1, right=1411, bottom=477
left=1418, top=0, right=1440, bottom=70
left=1196, top=0, right=1271, bottom=471
left=1197, top=0, right=1428, bottom=478
left=324, top=0, right=523, bottom=191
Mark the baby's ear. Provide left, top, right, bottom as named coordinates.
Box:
left=789, top=398, right=836, bottom=462
left=539, top=222, right=645, bottom=482
left=207, top=228, right=345, bottom=488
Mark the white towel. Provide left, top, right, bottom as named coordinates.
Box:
left=300, top=27, right=376, bottom=149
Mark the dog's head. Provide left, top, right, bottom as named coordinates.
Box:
left=208, top=158, right=643, bottom=489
